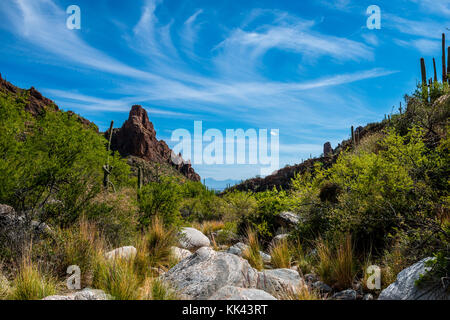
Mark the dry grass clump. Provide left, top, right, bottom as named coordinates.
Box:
left=281, top=283, right=323, bottom=300
left=193, top=220, right=225, bottom=236
left=0, top=267, right=11, bottom=300
left=269, top=238, right=292, bottom=269
left=59, top=218, right=106, bottom=287
left=9, top=252, right=57, bottom=300
left=134, top=216, right=178, bottom=277
left=93, top=257, right=140, bottom=300
left=315, top=235, right=356, bottom=290
left=138, top=277, right=179, bottom=300
left=242, top=228, right=264, bottom=270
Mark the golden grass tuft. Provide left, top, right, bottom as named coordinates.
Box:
left=278, top=282, right=322, bottom=300
left=134, top=216, right=178, bottom=277
left=193, top=220, right=225, bottom=236
left=94, top=257, right=140, bottom=300
left=10, top=252, right=57, bottom=300
left=315, top=235, right=355, bottom=290
left=269, top=238, right=291, bottom=269
left=138, top=277, right=179, bottom=300
left=242, top=228, right=264, bottom=270
left=60, top=218, right=106, bottom=287
left=0, top=268, right=11, bottom=300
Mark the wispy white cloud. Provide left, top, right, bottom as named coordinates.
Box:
left=0, top=0, right=159, bottom=81
left=393, top=38, right=440, bottom=55
left=385, top=14, right=446, bottom=40
left=409, top=0, right=450, bottom=17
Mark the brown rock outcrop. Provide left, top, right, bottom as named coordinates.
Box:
left=109, top=105, right=200, bottom=182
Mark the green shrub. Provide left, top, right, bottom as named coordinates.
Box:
left=238, top=188, right=291, bottom=242
left=138, top=178, right=182, bottom=227
left=86, top=188, right=139, bottom=247
left=0, top=93, right=130, bottom=227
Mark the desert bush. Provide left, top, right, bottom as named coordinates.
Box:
left=138, top=178, right=182, bottom=227
left=86, top=188, right=139, bottom=247
left=238, top=188, right=291, bottom=242
left=0, top=92, right=131, bottom=227
left=179, top=181, right=223, bottom=221
left=219, top=191, right=257, bottom=223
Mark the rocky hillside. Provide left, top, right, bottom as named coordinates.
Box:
left=228, top=122, right=386, bottom=193
left=0, top=74, right=200, bottom=182
left=0, top=74, right=96, bottom=129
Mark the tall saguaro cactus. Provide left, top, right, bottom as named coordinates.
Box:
left=442, top=33, right=446, bottom=83
left=447, top=46, right=450, bottom=84
left=138, top=167, right=143, bottom=191
left=351, top=126, right=355, bottom=147
left=433, top=58, right=438, bottom=82
left=103, top=120, right=115, bottom=191
left=420, top=58, right=427, bottom=86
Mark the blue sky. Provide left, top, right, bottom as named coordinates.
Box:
left=0, top=0, right=449, bottom=182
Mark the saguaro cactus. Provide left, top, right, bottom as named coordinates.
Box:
left=138, top=167, right=143, bottom=191
left=447, top=46, right=450, bottom=84
left=420, top=58, right=427, bottom=86
left=103, top=120, right=115, bottom=192
left=442, top=33, right=446, bottom=83
left=351, top=126, right=355, bottom=146
left=433, top=58, right=438, bottom=82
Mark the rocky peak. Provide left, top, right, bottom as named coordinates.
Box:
left=110, top=105, right=200, bottom=182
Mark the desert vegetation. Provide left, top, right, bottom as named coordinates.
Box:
left=0, top=50, right=449, bottom=300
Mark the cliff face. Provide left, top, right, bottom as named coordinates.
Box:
left=109, top=105, right=201, bottom=182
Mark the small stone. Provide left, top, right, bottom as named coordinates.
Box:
left=332, top=289, right=357, bottom=300
left=312, top=281, right=332, bottom=294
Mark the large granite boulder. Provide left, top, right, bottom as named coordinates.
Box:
left=208, top=286, right=277, bottom=300
left=257, top=268, right=304, bottom=296
left=378, top=258, right=450, bottom=300
left=178, top=227, right=210, bottom=251
left=162, top=247, right=259, bottom=300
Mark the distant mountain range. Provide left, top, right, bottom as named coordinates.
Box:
left=202, top=178, right=240, bottom=191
